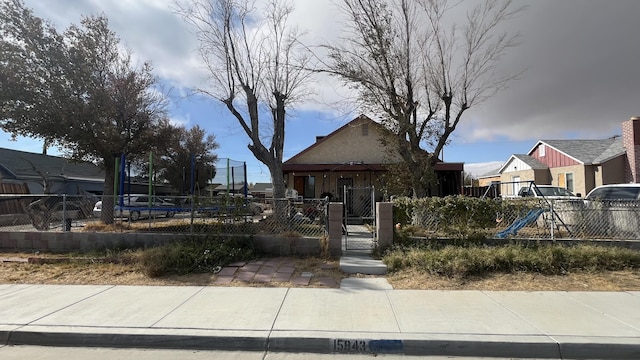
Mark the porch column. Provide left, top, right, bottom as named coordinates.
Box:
left=376, top=202, right=393, bottom=250
left=328, top=202, right=343, bottom=256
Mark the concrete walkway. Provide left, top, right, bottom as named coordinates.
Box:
left=340, top=224, right=388, bottom=275
left=1, top=284, right=639, bottom=358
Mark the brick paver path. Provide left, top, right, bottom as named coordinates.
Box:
left=213, top=258, right=338, bottom=287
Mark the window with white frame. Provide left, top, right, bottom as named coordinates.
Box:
left=539, top=144, right=545, bottom=157
left=511, top=175, right=521, bottom=196
left=565, top=172, right=574, bottom=192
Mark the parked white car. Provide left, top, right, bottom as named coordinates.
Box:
left=93, top=195, right=176, bottom=221
left=518, top=185, right=581, bottom=199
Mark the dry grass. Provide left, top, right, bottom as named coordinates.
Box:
left=386, top=268, right=640, bottom=291
left=0, top=252, right=344, bottom=288
left=2, top=252, right=640, bottom=290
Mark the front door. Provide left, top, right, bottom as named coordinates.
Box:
left=512, top=176, right=521, bottom=197
left=294, top=176, right=305, bottom=197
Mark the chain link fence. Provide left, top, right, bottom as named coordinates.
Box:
left=407, top=197, right=640, bottom=240
left=0, top=194, right=329, bottom=238
left=0, top=194, right=97, bottom=231
left=5, top=193, right=639, bottom=241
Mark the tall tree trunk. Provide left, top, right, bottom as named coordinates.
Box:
left=270, top=162, right=285, bottom=200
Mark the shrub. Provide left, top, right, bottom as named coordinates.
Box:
left=139, top=235, right=258, bottom=277
left=382, top=244, right=640, bottom=277
left=391, top=196, right=546, bottom=241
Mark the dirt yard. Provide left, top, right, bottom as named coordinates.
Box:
left=2, top=252, right=640, bottom=291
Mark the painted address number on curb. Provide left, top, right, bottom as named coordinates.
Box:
left=333, top=339, right=403, bottom=354
left=333, top=339, right=367, bottom=353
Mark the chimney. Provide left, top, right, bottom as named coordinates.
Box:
left=622, top=116, right=640, bottom=183
left=315, top=136, right=325, bottom=143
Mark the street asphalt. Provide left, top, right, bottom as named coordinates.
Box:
left=1, top=281, right=639, bottom=359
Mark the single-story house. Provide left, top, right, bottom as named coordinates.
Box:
left=0, top=147, right=180, bottom=196
left=0, top=147, right=104, bottom=195
left=250, top=182, right=274, bottom=199
left=211, top=182, right=249, bottom=196
left=498, top=116, right=640, bottom=197
left=477, top=168, right=502, bottom=187
left=282, top=114, right=464, bottom=200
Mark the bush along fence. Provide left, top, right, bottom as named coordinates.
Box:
left=393, top=196, right=640, bottom=242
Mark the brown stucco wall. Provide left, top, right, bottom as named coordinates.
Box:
left=478, top=175, right=500, bottom=187
left=500, top=169, right=536, bottom=196
left=533, top=169, right=551, bottom=185
left=288, top=121, right=401, bottom=165
left=500, top=169, right=550, bottom=187
left=549, top=164, right=585, bottom=196
left=583, top=165, right=596, bottom=196
left=600, top=156, right=627, bottom=185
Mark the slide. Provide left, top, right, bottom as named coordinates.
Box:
left=495, top=208, right=545, bottom=239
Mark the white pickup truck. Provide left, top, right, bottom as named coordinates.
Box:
left=518, top=185, right=581, bottom=199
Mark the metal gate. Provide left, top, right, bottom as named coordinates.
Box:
left=343, top=186, right=376, bottom=251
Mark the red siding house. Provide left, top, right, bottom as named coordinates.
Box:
left=499, top=117, right=640, bottom=197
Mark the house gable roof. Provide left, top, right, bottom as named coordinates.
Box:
left=284, top=114, right=393, bottom=165
left=477, top=167, right=502, bottom=179
left=282, top=114, right=463, bottom=172
left=529, top=138, right=624, bottom=165
left=250, top=183, right=273, bottom=192
left=498, top=154, right=548, bottom=174
left=0, top=147, right=104, bottom=181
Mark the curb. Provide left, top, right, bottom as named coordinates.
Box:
left=4, top=328, right=640, bottom=359
left=5, top=329, right=268, bottom=351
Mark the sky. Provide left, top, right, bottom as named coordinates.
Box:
left=5, top=0, right=640, bottom=181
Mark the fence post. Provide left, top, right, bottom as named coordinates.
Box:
left=62, top=194, right=71, bottom=232
left=550, top=201, right=555, bottom=240
left=376, top=202, right=393, bottom=250
left=328, top=202, right=343, bottom=256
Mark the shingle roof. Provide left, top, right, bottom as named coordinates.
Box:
left=251, top=183, right=273, bottom=192
left=541, top=138, right=624, bottom=165
left=478, top=167, right=502, bottom=178
left=513, top=154, right=549, bottom=169
left=0, top=147, right=103, bottom=180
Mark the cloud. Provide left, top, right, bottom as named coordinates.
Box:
left=462, top=0, right=640, bottom=141
left=465, top=161, right=504, bottom=178
left=21, top=0, right=640, bottom=147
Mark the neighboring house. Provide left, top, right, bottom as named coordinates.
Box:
left=250, top=183, right=274, bottom=199
left=0, top=147, right=104, bottom=195
left=211, top=183, right=249, bottom=196
left=498, top=117, right=640, bottom=197
left=477, top=168, right=502, bottom=187
left=282, top=114, right=464, bottom=200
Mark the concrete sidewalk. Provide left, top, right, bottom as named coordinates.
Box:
left=1, top=284, right=639, bottom=359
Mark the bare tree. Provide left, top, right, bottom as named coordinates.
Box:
left=325, top=0, right=523, bottom=197
left=176, top=0, right=313, bottom=200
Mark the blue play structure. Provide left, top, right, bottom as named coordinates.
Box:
left=495, top=208, right=545, bottom=239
